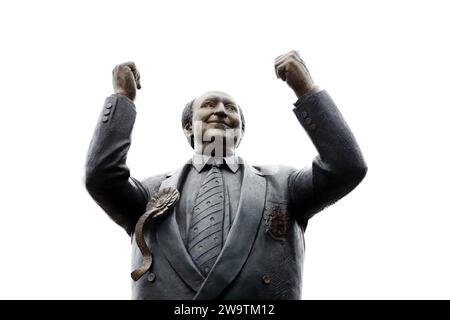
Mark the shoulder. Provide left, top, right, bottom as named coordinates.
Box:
left=251, top=164, right=297, bottom=178
left=250, top=164, right=299, bottom=202
left=250, top=164, right=298, bottom=189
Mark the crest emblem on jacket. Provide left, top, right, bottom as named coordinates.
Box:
left=264, top=204, right=291, bottom=240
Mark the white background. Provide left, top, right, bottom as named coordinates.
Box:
left=0, top=0, right=449, bottom=299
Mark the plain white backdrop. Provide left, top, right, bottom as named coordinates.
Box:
left=0, top=0, right=449, bottom=299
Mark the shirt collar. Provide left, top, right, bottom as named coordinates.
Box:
left=191, top=153, right=240, bottom=173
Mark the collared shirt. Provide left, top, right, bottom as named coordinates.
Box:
left=176, top=154, right=243, bottom=246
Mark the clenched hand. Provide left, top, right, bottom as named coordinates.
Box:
left=112, top=62, right=141, bottom=101
left=275, top=50, right=315, bottom=98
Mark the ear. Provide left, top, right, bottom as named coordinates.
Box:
left=183, top=123, right=192, bottom=137
left=183, top=123, right=194, bottom=148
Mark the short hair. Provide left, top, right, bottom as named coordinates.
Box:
left=181, top=99, right=246, bottom=148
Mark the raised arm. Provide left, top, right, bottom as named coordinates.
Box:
left=84, top=62, right=148, bottom=235
left=275, top=51, right=368, bottom=227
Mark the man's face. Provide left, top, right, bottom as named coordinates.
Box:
left=188, top=91, right=243, bottom=155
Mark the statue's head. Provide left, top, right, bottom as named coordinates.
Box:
left=181, top=91, right=245, bottom=156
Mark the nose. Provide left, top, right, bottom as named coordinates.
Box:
left=213, top=102, right=226, bottom=116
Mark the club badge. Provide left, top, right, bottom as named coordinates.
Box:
left=264, top=204, right=291, bottom=240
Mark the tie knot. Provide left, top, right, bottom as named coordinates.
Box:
left=207, top=162, right=222, bottom=170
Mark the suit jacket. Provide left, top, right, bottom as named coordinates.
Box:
left=85, top=90, right=367, bottom=300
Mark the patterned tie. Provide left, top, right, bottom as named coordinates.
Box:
left=188, top=164, right=225, bottom=276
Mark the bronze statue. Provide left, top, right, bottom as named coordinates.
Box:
left=85, top=50, right=367, bottom=299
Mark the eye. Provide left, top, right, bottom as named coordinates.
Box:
left=225, top=104, right=237, bottom=111
left=202, top=101, right=214, bottom=108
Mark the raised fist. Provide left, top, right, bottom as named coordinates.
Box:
left=112, top=62, right=141, bottom=101
left=275, top=50, right=315, bottom=98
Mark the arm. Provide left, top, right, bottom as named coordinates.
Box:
left=84, top=62, right=148, bottom=235
left=275, top=51, right=368, bottom=227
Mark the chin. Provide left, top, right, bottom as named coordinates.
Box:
left=203, top=129, right=227, bottom=141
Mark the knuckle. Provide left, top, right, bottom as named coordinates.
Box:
left=275, top=59, right=286, bottom=67
left=287, top=51, right=296, bottom=59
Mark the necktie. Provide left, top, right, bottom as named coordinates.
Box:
left=188, top=164, right=225, bottom=276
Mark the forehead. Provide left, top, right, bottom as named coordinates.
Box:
left=194, top=91, right=237, bottom=107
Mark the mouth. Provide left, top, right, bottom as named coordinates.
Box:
left=207, top=121, right=230, bottom=127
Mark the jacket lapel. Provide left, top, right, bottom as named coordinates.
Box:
left=193, top=161, right=266, bottom=300
left=156, top=163, right=205, bottom=292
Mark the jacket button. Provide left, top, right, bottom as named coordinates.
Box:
left=262, top=275, right=271, bottom=284
left=102, top=116, right=109, bottom=123
left=305, top=117, right=312, bottom=124
left=148, top=272, right=156, bottom=282
left=105, top=102, right=113, bottom=109
left=301, top=111, right=308, bottom=119
left=104, top=109, right=111, bottom=116
left=309, top=123, right=316, bottom=130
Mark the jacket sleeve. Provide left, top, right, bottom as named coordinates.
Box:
left=288, top=90, right=368, bottom=228
left=84, top=94, right=149, bottom=235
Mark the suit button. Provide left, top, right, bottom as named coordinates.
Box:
left=105, top=102, right=113, bottom=109
left=147, top=272, right=156, bottom=282
left=262, top=275, right=271, bottom=284
left=309, top=123, right=316, bottom=130
left=104, top=109, right=111, bottom=116
left=102, top=116, right=109, bottom=123
left=305, top=117, right=312, bottom=124
left=301, top=111, right=308, bottom=119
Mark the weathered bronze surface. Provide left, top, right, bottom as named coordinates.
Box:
left=84, top=50, right=367, bottom=299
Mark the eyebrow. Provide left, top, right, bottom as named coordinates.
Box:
left=202, top=97, right=236, bottom=105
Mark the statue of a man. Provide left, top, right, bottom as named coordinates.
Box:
left=85, top=50, right=367, bottom=299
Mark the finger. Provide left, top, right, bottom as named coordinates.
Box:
left=289, top=50, right=300, bottom=58
left=275, top=53, right=287, bottom=65
left=292, top=50, right=302, bottom=61
left=274, top=62, right=286, bottom=79
left=275, top=50, right=297, bottom=64
left=274, top=60, right=282, bottom=79
left=280, top=64, right=288, bottom=81
left=135, top=70, right=142, bottom=90
left=124, top=62, right=142, bottom=90
left=275, top=51, right=302, bottom=65
left=125, top=62, right=138, bottom=77
left=275, top=63, right=287, bottom=81
left=121, top=61, right=136, bottom=75
left=274, top=53, right=286, bottom=64
left=274, top=59, right=290, bottom=80
left=123, top=61, right=137, bottom=70
left=290, top=52, right=303, bottom=64
left=274, top=62, right=280, bottom=79
left=275, top=56, right=303, bottom=75
left=132, top=69, right=141, bottom=89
